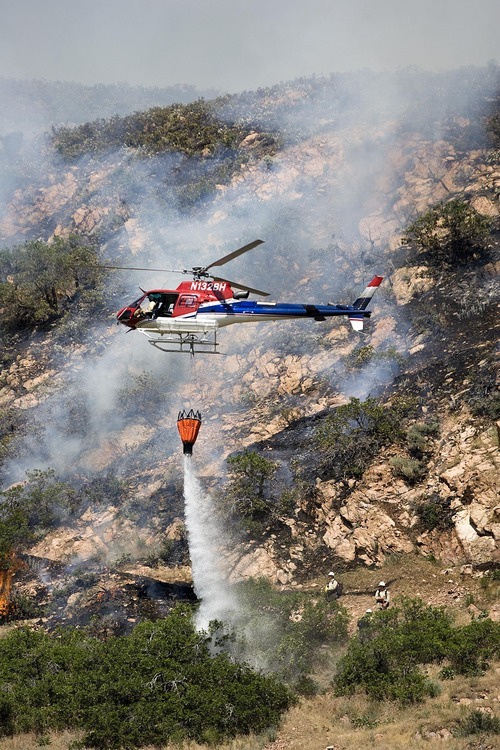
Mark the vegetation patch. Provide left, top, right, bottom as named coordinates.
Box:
left=233, top=577, right=349, bottom=683
left=334, top=598, right=500, bottom=705
left=402, top=198, right=492, bottom=268
left=414, top=494, right=454, bottom=532
left=0, top=236, right=104, bottom=335
left=0, top=469, right=129, bottom=579
left=390, top=455, right=426, bottom=484
left=454, top=708, right=500, bottom=737
left=0, top=606, right=293, bottom=748
left=313, top=395, right=416, bottom=483
left=51, top=98, right=279, bottom=160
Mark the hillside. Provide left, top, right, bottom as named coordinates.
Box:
left=0, top=69, right=499, bottom=749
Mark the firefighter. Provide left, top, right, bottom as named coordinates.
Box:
left=324, top=571, right=342, bottom=599
left=357, top=609, right=373, bottom=642
left=374, top=581, right=390, bottom=609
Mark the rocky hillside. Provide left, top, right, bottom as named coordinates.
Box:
left=0, top=69, right=499, bottom=633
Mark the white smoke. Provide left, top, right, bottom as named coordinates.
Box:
left=183, top=454, right=240, bottom=631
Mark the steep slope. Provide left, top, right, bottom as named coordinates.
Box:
left=0, top=70, right=498, bottom=628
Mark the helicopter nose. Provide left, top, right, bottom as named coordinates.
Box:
left=116, top=307, right=137, bottom=328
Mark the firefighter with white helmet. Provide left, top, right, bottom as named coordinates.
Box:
left=375, top=581, right=390, bottom=609
left=324, top=571, right=342, bottom=599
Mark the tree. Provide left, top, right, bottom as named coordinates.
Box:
left=402, top=198, right=491, bottom=267
left=0, top=236, right=103, bottom=331
left=225, top=451, right=278, bottom=519
left=0, top=469, right=77, bottom=568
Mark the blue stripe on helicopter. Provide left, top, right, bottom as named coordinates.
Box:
left=191, top=301, right=370, bottom=318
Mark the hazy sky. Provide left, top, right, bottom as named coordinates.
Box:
left=1, top=0, right=499, bottom=93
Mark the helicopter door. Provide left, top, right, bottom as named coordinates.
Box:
left=148, top=293, right=179, bottom=317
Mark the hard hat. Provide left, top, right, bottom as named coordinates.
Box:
left=328, top=572, right=335, bottom=576
left=378, top=581, right=386, bottom=587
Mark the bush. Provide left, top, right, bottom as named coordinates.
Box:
left=0, top=606, right=294, bottom=748
left=467, top=366, right=500, bottom=420
left=402, top=198, right=491, bottom=268
left=455, top=709, right=500, bottom=737
left=448, top=618, right=500, bottom=675
left=314, top=396, right=415, bottom=483
left=415, top=495, right=454, bottom=532
left=406, top=420, right=440, bottom=457
left=334, top=599, right=500, bottom=706
left=390, top=456, right=426, bottom=484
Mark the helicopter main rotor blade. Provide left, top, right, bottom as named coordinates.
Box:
left=204, top=239, right=264, bottom=272
left=213, top=275, right=269, bottom=297
left=99, top=264, right=185, bottom=273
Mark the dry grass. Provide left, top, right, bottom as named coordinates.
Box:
left=0, top=732, right=81, bottom=750
left=0, top=732, right=276, bottom=750
left=256, top=663, right=500, bottom=750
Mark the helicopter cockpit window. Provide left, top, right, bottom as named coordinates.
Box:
left=131, top=295, right=154, bottom=318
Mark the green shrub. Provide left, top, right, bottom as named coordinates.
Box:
left=466, top=363, right=500, bottom=420
left=314, top=396, right=415, bottom=483
left=448, top=618, right=500, bottom=675
left=415, top=495, right=454, bottom=532
left=0, top=694, right=15, bottom=736
left=455, top=709, right=500, bottom=737
left=0, top=606, right=294, bottom=748
left=439, top=666, right=455, bottom=680
left=334, top=599, right=500, bottom=706
left=406, top=420, right=440, bottom=457
left=293, top=674, right=319, bottom=697
left=402, top=198, right=492, bottom=268
left=390, top=456, right=426, bottom=484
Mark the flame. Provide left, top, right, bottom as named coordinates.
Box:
left=0, top=553, right=21, bottom=618
left=0, top=567, right=14, bottom=617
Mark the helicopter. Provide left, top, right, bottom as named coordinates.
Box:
left=113, top=239, right=383, bottom=354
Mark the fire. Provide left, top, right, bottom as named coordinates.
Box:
left=0, top=566, right=14, bottom=617
left=0, top=553, right=22, bottom=618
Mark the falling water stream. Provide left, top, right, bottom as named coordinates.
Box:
left=183, top=455, right=239, bottom=631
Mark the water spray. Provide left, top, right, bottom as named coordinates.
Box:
left=178, top=409, right=239, bottom=631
